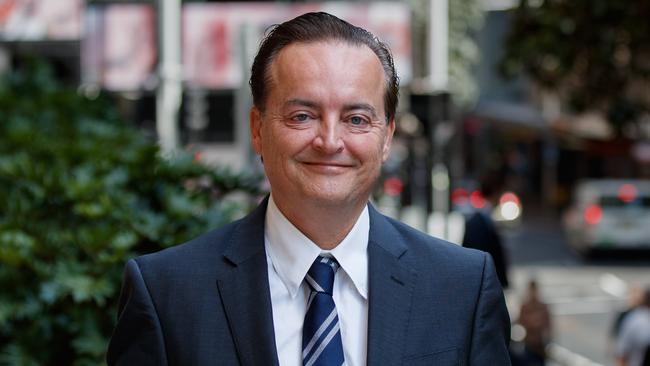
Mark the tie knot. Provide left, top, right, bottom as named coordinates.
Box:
left=305, top=256, right=339, bottom=295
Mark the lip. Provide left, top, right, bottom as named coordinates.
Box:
left=301, top=161, right=354, bottom=174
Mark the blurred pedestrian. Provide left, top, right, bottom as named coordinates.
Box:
left=616, top=287, right=650, bottom=366
left=611, top=285, right=645, bottom=347
left=517, top=279, right=551, bottom=366
left=462, top=175, right=510, bottom=288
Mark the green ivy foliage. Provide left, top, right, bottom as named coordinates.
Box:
left=0, top=59, right=262, bottom=365
left=500, top=0, right=650, bottom=131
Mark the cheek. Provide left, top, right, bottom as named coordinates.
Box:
left=348, top=134, right=387, bottom=160
left=262, top=124, right=286, bottom=152
left=261, top=130, right=306, bottom=166
left=274, top=127, right=316, bottom=151
left=345, top=150, right=380, bottom=177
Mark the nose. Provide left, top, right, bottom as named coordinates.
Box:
left=312, top=117, right=344, bottom=154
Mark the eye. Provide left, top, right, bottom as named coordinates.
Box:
left=291, top=113, right=311, bottom=123
left=350, top=116, right=366, bottom=125
left=346, top=115, right=371, bottom=129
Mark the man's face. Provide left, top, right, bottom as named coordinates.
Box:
left=250, top=41, right=395, bottom=211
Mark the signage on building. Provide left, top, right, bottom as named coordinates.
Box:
left=82, top=2, right=411, bottom=91
left=183, top=2, right=412, bottom=90
left=82, top=4, right=156, bottom=91
left=0, top=0, right=82, bottom=41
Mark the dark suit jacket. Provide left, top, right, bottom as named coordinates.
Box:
left=107, top=200, right=511, bottom=365
left=462, top=211, right=510, bottom=288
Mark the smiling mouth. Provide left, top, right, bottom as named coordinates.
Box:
left=301, top=162, right=355, bottom=173
left=303, top=162, right=353, bottom=168
left=302, top=161, right=353, bottom=168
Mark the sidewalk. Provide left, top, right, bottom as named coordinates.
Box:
left=503, top=204, right=610, bottom=366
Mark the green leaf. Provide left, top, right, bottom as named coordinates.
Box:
left=72, top=328, right=108, bottom=358
left=0, top=344, right=41, bottom=366
left=0, top=231, right=35, bottom=266
left=0, top=55, right=262, bottom=364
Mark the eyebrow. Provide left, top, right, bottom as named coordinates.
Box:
left=283, top=99, right=319, bottom=109
left=283, top=99, right=379, bottom=119
left=342, top=103, right=378, bottom=119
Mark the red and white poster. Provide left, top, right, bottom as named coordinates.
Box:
left=0, top=0, right=82, bottom=41
left=183, top=2, right=412, bottom=89
left=81, top=2, right=410, bottom=91
left=83, top=4, right=156, bottom=91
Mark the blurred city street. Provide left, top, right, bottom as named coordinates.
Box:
left=3, top=0, right=650, bottom=364
left=505, top=205, right=650, bottom=365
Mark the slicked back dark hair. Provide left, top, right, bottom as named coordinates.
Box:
left=249, top=12, right=399, bottom=123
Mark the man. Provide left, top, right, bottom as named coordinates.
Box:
left=516, top=279, right=551, bottom=366
left=616, top=287, right=650, bottom=366
left=462, top=175, right=510, bottom=288
left=611, top=285, right=644, bottom=346
left=107, top=12, right=511, bottom=365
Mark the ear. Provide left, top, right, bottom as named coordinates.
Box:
left=381, top=119, right=396, bottom=162
left=250, top=107, right=263, bottom=155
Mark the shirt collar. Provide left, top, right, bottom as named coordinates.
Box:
left=264, top=194, right=369, bottom=300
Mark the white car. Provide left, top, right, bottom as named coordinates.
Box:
left=563, top=179, right=650, bottom=253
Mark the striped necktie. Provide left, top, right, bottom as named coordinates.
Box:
left=302, top=256, right=345, bottom=366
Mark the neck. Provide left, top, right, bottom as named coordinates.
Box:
left=273, top=197, right=367, bottom=250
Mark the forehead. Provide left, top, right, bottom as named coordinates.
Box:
left=266, top=41, right=386, bottom=105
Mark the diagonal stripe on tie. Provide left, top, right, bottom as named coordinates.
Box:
left=302, top=308, right=337, bottom=358
left=305, top=274, right=325, bottom=293
left=304, top=322, right=341, bottom=366
left=302, top=256, right=345, bottom=366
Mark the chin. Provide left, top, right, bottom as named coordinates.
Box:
left=302, top=187, right=366, bottom=208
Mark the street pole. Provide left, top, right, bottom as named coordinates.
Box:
left=156, top=0, right=182, bottom=154
left=428, top=0, right=448, bottom=92
left=426, top=0, right=463, bottom=241
left=236, top=24, right=257, bottom=169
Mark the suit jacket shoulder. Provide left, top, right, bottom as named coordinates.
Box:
left=366, top=206, right=511, bottom=365
left=107, top=199, right=277, bottom=366
left=135, top=213, right=249, bottom=280
left=370, top=207, right=487, bottom=271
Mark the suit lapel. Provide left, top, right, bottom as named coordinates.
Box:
left=366, top=205, right=417, bottom=366
left=216, top=198, right=280, bottom=366
left=215, top=201, right=417, bottom=365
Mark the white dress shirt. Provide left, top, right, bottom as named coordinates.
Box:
left=264, top=195, right=369, bottom=366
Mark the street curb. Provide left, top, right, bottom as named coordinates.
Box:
left=548, top=343, right=606, bottom=366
